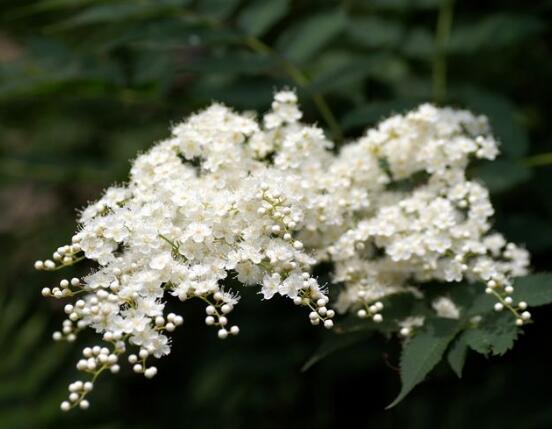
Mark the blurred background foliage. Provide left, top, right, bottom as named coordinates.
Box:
left=1, top=0, right=552, bottom=427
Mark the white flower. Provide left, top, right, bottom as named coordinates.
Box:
left=399, top=316, right=426, bottom=336
left=261, top=273, right=281, bottom=300
left=235, top=261, right=263, bottom=285
left=185, top=222, right=212, bottom=243
left=432, top=297, right=460, bottom=319
left=279, top=272, right=303, bottom=298
left=149, top=252, right=173, bottom=271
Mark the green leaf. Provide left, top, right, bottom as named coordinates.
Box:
left=7, top=0, right=97, bottom=19
left=466, top=289, right=496, bottom=316
left=238, top=0, right=289, bottom=37
left=188, top=76, right=276, bottom=109
left=310, top=53, right=408, bottom=94
left=279, top=9, right=347, bottom=63
left=53, top=0, right=185, bottom=29
left=512, top=273, right=552, bottom=306
left=431, top=281, right=494, bottom=318
left=464, top=312, right=519, bottom=357
left=401, top=27, right=434, bottom=59
left=302, top=331, right=368, bottom=372
left=447, top=333, right=468, bottom=378
left=336, top=292, right=423, bottom=336
left=500, top=215, right=552, bottom=252
left=341, top=100, right=420, bottom=131
left=387, top=318, right=460, bottom=408
left=302, top=292, right=426, bottom=375
left=348, top=17, right=403, bottom=49
left=365, top=0, right=440, bottom=10
left=454, top=87, right=529, bottom=158
left=0, top=314, right=48, bottom=376
left=473, top=160, right=532, bottom=194
left=196, top=0, right=240, bottom=20
left=448, top=14, right=544, bottom=54
left=181, top=53, right=276, bottom=75
left=0, top=298, right=23, bottom=345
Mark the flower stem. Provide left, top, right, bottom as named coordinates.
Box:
left=524, top=152, right=552, bottom=167
left=49, top=255, right=85, bottom=271
left=432, top=0, right=455, bottom=103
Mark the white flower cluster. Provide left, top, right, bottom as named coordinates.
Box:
left=35, top=91, right=530, bottom=411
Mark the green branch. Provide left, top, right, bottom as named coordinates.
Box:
left=432, top=0, right=455, bottom=103
left=524, top=152, right=552, bottom=167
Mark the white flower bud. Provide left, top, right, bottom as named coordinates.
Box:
left=521, top=311, right=531, bottom=320
left=144, top=367, right=158, bottom=379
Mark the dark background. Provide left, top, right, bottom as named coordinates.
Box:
left=1, top=0, right=551, bottom=428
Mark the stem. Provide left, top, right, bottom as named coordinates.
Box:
left=159, top=233, right=179, bottom=250
left=488, top=288, right=522, bottom=320
left=523, top=152, right=552, bottom=167
left=49, top=255, right=86, bottom=271
left=432, top=0, right=454, bottom=103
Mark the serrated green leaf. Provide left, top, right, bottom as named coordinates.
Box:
left=464, top=312, right=519, bottom=357
left=466, top=289, right=496, bottom=316
left=238, top=0, right=288, bottom=37
left=512, top=273, right=552, bottom=306
left=447, top=333, right=468, bottom=378
left=279, top=9, right=347, bottom=63
left=387, top=318, right=460, bottom=408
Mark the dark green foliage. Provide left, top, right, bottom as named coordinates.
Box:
left=512, top=273, right=552, bottom=306
left=447, top=334, right=468, bottom=378
left=463, top=313, right=519, bottom=357
left=388, top=318, right=461, bottom=409
left=1, top=0, right=552, bottom=427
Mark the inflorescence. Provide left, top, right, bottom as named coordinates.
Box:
left=35, top=90, right=530, bottom=411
